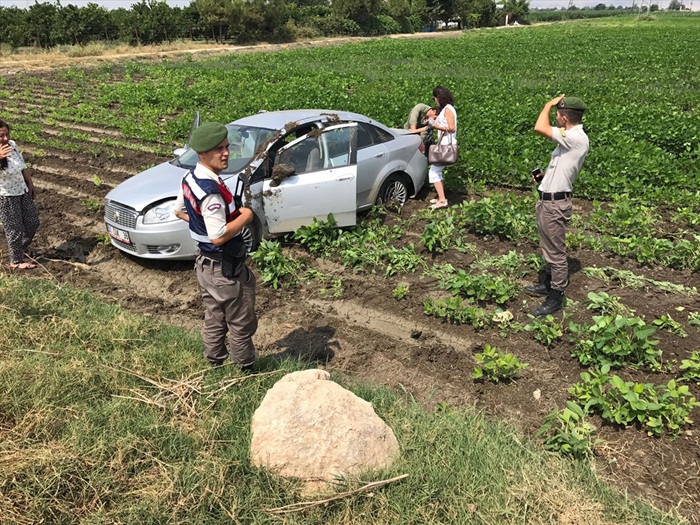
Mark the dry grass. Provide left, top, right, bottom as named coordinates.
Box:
left=0, top=41, right=232, bottom=71
left=0, top=275, right=688, bottom=524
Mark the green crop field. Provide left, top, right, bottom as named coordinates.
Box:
left=4, top=14, right=698, bottom=205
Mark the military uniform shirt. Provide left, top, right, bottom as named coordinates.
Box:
left=538, top=124, right=589, bottom=193
left=174, top=164, right=228, bottom=240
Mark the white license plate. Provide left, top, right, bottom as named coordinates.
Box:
left=106, top=224, right=131, bottom=244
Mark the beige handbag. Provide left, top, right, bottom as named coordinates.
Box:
left=428, top=131, right=458, bottom=165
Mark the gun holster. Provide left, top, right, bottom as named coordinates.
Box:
left=222, top=239, right=247, bottom=279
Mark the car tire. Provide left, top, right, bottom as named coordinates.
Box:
left=376, top=174, right=409, bottom=208
left=241, top=215, right=261, bottom=254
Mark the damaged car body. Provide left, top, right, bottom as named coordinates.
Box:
left=104, top=109, right=428, bottom=260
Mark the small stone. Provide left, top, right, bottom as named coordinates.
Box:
left=533, top=389, right=541, bottom=401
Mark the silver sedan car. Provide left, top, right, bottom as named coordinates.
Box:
left=104, top=110, right=428, bottom=260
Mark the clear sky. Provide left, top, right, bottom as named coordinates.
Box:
left=0, top=0, right=697, bottom=11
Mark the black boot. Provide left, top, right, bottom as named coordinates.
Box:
left=533, top=289, right=564, bottom=317
left=524, top=282, right=550, bottom=297
left=525, top=270, right=551, bottom=297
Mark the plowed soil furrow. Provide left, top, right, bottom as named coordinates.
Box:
left=37, top=180, right=99, bottom=205
left=33, top=157, right=132, bottom=187
left=23, top=146, right=166, bottom=176
left=25, top=150, right=145, bottom=179
left=35, top=168, right=112, bottom=198
left=9, top=114, right=125, bottom=137
left=38, top=127, right=165, bottom=154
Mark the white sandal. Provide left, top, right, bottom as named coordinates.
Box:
left=429, top=200, right=449, bottom=210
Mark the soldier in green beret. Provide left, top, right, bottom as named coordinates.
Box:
left=174, top=122, right=258, bottom=370
left=526, top=95, right=589, bottom=317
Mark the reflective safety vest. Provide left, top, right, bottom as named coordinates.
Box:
left=181, top=169, right=241, bottom=254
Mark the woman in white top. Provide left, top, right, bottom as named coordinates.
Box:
left=427, top=86, right=457, bottom=210
left=0, top=120, right=39, bottom=269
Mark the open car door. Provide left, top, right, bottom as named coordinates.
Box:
left=174, top=111, right=201, bottom=157
left=262, top=122, right=358, bottom=234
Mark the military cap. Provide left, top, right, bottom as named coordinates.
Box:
left=190, top=122, right=228, bottom=153
left=558, top=97, right=586, bottom=112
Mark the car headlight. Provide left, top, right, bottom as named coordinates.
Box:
left=143, top=200, right=179, bottom=224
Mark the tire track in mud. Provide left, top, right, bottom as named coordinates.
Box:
left=309, top=298, right=473, bottom=350
left=304, top=297, right=476, bottom=404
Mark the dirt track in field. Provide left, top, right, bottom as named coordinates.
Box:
left=1, top=41, right=699, bottom=524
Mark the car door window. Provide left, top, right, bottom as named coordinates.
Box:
left=357, top=123, right=375, bottom=150
left=322, top=126, right=353, bottom=168
left=369, top=123, right=394, bottom=144
left=277, top=135, right=322, bottom=175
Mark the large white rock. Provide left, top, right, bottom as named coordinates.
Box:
left=250, top=369, right=399, bottom=482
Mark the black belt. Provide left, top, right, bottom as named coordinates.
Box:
left=539, top=191, right=572, bottom=201
left=199, top=251, right=223, bottom=263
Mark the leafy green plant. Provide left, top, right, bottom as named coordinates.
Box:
left=569, top=315, right=661, bottom=370
left=392, top=283, right=410, bottom=300
left=440, top=269, right=520, bottom=305
left=569, top=367, right=700, bottom=438
left=473, top=344, right=527, bottom=382
left=423, top=296, right=487, bottom=328
left=653, top=313, right=687, bottom=338
left=82, top=199, right=101, bottom=212
left=688, top=311, right=700, bottom=329
left=294, top=214, right=423, bottom=277
left=382, top=244, right=424, bottom=277
left=524, top=314, right=564, bottom=347
left=454, top=193, right=537, bottom=242
left=92, top=175, right=103, bottom=187
left=249, top=239, right=305, bottom=289
left=588, top=196, right=659, bottom=238
left=679, top=351, right=700, bottom=385
left=671, top=207, right=700, bottom=228
left=470, top=250, right=539, bottom=279
left=319, top=278, right=343, bottom=298
left=421, top=215, right=467, bottom=253
left=583, top=266, right=697, bottom=296
left=293, top=214, right=341, bottom=256
left=586, top=291, right=629, bottom=316
left=537, top=401, right=602, bottom=459
left=96, top=233, right=111, bottom=246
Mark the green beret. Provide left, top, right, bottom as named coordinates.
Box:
left=190, top=122, right=228, bottom=153
left=558, top=97, right=586, bottom=112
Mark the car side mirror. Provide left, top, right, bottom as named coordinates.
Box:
left=173, top=147, right=187, bottom=157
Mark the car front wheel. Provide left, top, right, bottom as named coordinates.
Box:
left=240, top=215, right=261, bottom=254
left=376, top=174, right=409, bottom=208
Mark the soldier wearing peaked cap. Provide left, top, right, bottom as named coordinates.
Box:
left=525, top=95, right=589, bottom=317
left=174, top=122, right=258, bottom=370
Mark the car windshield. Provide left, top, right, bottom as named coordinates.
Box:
left=176, top=125, right=279, bottom=174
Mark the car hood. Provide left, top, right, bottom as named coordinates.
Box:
left=106, top=161, right=187, bottom=212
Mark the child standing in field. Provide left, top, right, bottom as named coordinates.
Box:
left=427, top=86, right=457, bottom=210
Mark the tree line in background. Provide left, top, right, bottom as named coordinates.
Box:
left=2, top=0, right=496, bottom=48
left=0, top=0, right=669, bottom=50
